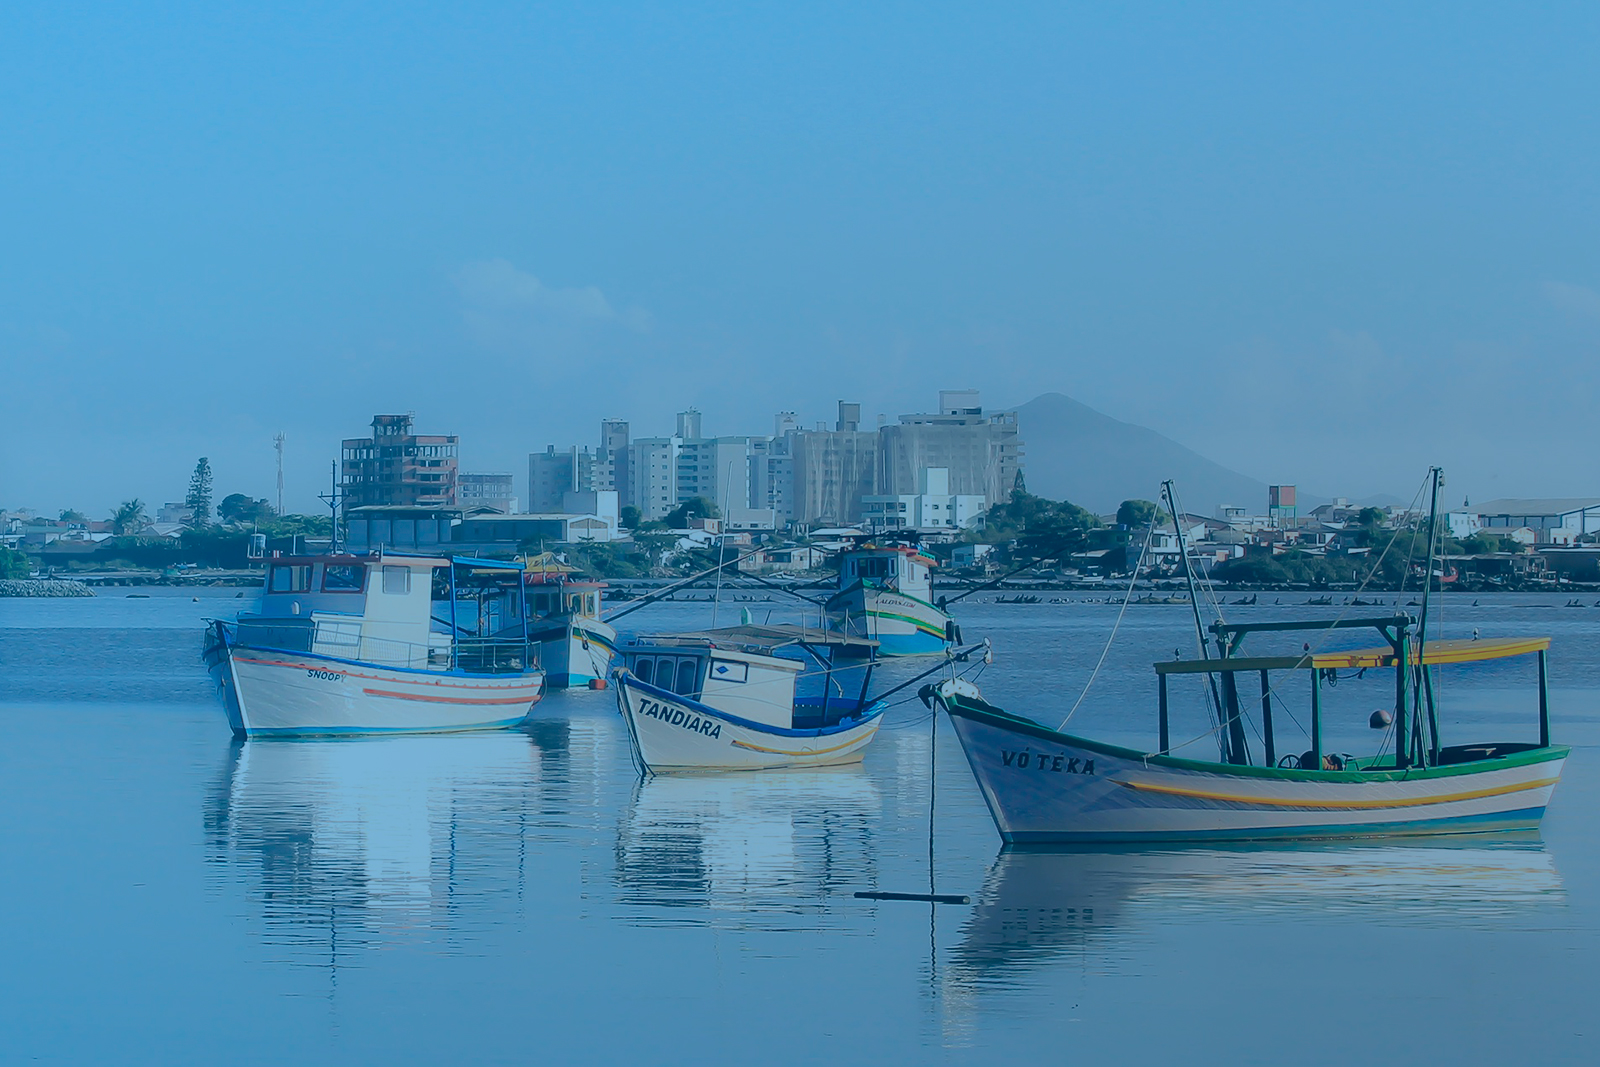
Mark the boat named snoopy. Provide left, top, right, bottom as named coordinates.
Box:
left=204, top=553, right=544, bottom=736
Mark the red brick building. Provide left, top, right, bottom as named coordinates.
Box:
left=341, top=414, right=459, bottom=509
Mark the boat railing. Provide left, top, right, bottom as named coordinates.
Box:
left=453, top=637, right=537, bottom=674
left=223, top=619, right=536, bottom=675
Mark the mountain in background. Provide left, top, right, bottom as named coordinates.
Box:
left=1012, top=392, right=1279, bottom=516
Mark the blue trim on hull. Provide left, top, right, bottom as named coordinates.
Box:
left=1000, top=807, right=1549, bottom=845
left=872, top=631, right=949, bottom=657
left=619, top=672, right=885, bottom=738
left=226, top=641, right=542, bottom=682
left=243, top=716, right=530, bottom=739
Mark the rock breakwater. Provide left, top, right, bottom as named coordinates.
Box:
left=0, top=579, right=96, bottom=597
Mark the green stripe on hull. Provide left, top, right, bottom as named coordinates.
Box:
left=944, top=694, right=1570, bottom=784
left=865, top=608, right=948, bottom=638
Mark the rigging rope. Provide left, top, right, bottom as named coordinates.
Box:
left=1155, top=470, right=1435, bottom=759
left=1055, top=520, right=1156, bottom=731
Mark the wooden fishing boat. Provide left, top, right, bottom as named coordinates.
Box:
left=614, top=625, right=885, bottom=772
left=204, top=554, right=544, bottom=736
left=938, top=471, right=1567, bottom=844
left=937, top=621, right=1567, bottom=843
left=826, top=542, right=955, bottom=657
left=521, top=554, right=616, bottom=688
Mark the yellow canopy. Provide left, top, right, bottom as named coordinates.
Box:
left=522, top=551, right=577, bottom=575
left=1154, top=636, right=1550, bottom=676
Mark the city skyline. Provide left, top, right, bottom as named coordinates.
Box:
left=4, top=5, right=1597, bottom=515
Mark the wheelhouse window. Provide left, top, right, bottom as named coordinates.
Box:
left=323, top=564, right=364, bottom=592
left=674, top=659, right=700, bottom=696
left=856, top=557, right=891, bottom=579
left=269, top=565, right=312, bottom=593
left=382, top=566, right=411, bottom=595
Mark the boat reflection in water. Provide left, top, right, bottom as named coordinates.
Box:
left=204, top=729, right=553, bottom=958
left=947, top=836, right=1564, bottom=989
left=614, top=765, right=882, bottom=928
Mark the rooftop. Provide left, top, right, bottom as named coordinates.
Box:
left=1464, top=498, right=1600, bottom=516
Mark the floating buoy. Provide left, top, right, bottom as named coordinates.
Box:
left=589, top=678, right=607, bottom=690
left=1370, top=708, right=1394, bottom=729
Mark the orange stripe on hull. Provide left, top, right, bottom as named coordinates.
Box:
left=234, top=655, right=537, bottom=692
left=1112, top=775, right=1559, bottom=810
left=728, top=729, right=878, bottom=757
left=362, top=688, right=541, bottom=706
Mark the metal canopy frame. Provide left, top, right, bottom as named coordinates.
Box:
left=1152, top=613, right=1552, bottom=773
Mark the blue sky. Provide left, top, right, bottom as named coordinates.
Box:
left=3, top=2, right=1596, bottom=515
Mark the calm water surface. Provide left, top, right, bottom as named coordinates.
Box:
left=2, top=590, right=1597, bottom=1064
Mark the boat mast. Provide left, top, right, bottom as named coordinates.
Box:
left=318, top=461, right=344, bottom=555
left=1163, top=480, right=1231, bottom=763
left=1414, top=466, right=1444, bottom=765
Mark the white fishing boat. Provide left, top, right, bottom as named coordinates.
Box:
left=204, top=554, right=544, bottom=736
left=614, top=625, right=885, bottom=772
left=521, top=553, right=616, bottom=688
left=826, top=541, right=955, bottom=656
left=937, top=472, right=1568, bottom=843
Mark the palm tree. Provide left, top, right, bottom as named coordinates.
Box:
left=111, top=499, right=147, bottom=536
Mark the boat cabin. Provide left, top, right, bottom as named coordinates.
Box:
left=621, top=625, right=880, bottom=730
left=524, top=577, right=604, bottom=624
left=838, top=544, right=937, bottom=600
left=521, top=552, right=606, bottom=624
left=1152, top=614, right=1555, bottom=771
left=232, top=553, right=533, bottom=674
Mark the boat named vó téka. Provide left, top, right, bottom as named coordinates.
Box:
left=826, top=542, right=955, bottom=657
left=614, top=625, right=885, bottom=772
left=938, top=614, right=1568, bottom=843
left=204, top=554, right=544, bottom=736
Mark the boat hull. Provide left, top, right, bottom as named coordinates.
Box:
left=827, top=584, right=951, bottom=657
left=213, top=645, right=544, bottom=737
left=615, top=671, right=884, bottom=772
left=532, top=616, right=617, bottom=688
left=939, top=683, right=1567, bottom=844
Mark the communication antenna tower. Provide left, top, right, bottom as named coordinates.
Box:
left=273, top=433, right=285, bottom=516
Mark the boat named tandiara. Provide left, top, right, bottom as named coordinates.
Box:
left=614, top=625, right=885, bottom=772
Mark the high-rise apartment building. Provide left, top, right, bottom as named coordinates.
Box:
left=629, top=436, right=682, bottom=520
left=877, top=390, right=1021, bottom=509
left=748, top=429, right=796, bottom=526
left=677, top=436, right=756, bottom=510
left=598, top=419, right=631, bottom=508
left=528, top=445, right=600, bottom=512
left=341, top=414, right=459, bottom=509
left=790, top=401, right=880, bottom=526
left=459, top=473, right=518, bottom=514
